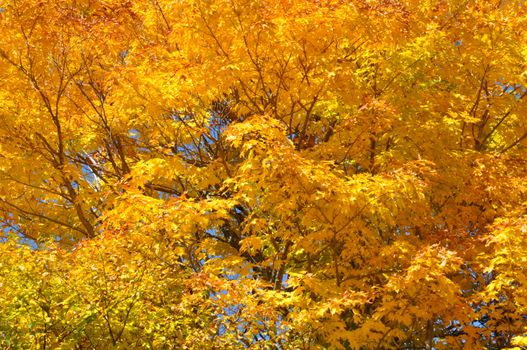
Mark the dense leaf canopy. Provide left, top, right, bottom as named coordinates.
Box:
left=0, top=0, right=527, bottom=348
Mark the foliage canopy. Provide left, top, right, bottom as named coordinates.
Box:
left=0, top=0, right=527, bottom=348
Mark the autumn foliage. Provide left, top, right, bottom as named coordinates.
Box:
left=0, top=0, right=527, bottom=348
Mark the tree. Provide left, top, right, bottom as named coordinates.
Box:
left=0, top=0, right=526, bottom=348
